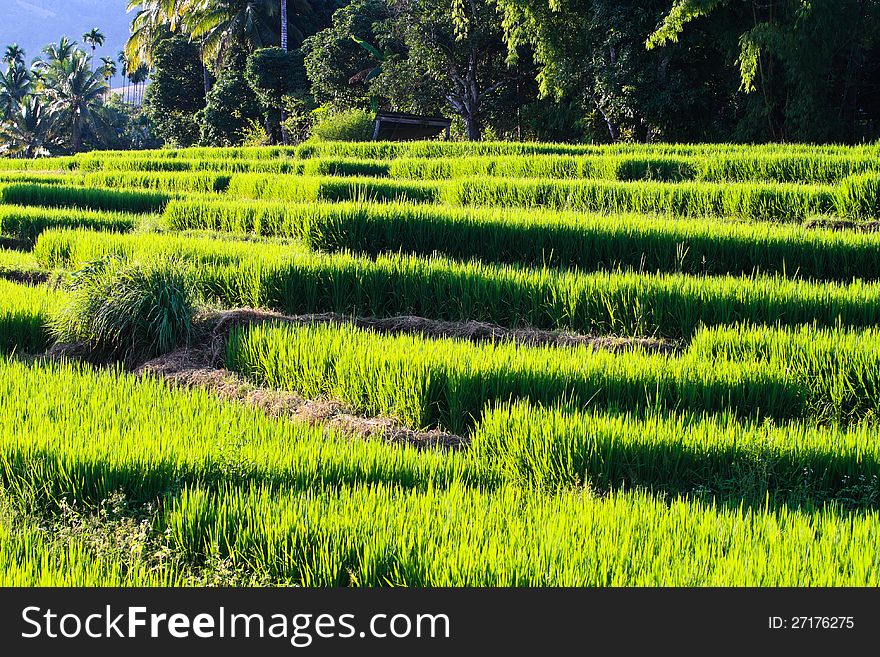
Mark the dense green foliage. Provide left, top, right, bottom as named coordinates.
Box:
left=142, top=34, right=207, bottom=147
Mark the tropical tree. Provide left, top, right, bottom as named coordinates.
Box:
left=100, top=57, right=118, bottom=98
left=185, top=0, right=281, bottom=65
left=126, top=0, right=186, bottom=67
left=381, top=0, right=510, bottom=140
left=3, top=45, right=25, bottom=67
left=0, top=96, right=59, bottom=157
left=0, top=61, right=33, bottom=112
left=646, top=0, right=880, bottom=142
left=118, top=51, right=130, bottom=103
left=43, top=49, right=110, bottom=151
left=142, top=33, right=206, bottom=146
left=40, top=37, right=79, bottom=68
left=129, top=62, right=151, bottom=104
left=281, top=0, right=288, bottom=51
left=302, top=0, right=393, bottom=111
left=82, top=29, right=106, bottom=53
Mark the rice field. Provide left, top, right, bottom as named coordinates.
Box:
left=1, top=141, right=879, bottom=587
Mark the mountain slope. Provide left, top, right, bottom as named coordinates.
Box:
left=1, top=0, right=131, bottom=65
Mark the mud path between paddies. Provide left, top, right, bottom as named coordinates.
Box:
left=136, top=347, right=466, bottom=451
left=47, top=309, right=674, bottom=451
left=202, top=308, right=677, bottom=361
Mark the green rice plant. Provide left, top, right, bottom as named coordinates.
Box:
left=83, top=171, right=231, bottom=194
left=689, top=324, right=880, bottom=425
left=226, top=173, right=866, bottom=222
left=0, top=205, right=139, bottom=244
left=0, top=515, right=182, bottom=586
left=293, top=139, right=880, bottom=161
left=0, top=183, right=169, bottom=214
left=50, top=256, right=200, bottom=363
left=76, top=156, right=197, bottom=172
left=0, top=157, right=77, bottom=171
left=0, top=172, right=80, bottom=185
left=390, top=153, right=880, bottom=184
left=301, top=158, right=390, bottom=177
left=34, top=228, right=303, bottom=270
left=0, top=279, right=61, bottom=354
left=447, top=177, right=838, bottom=221
left=0, top=247, right=41, bottom=275
left=1, top=358, right=879, bottom=585
left=76, top=156, right=389, bottom=177
left=0, top=358, right=478, bottom=508
left=167, top=482, right=880, bottom=586
left=474, top=402, right=880, bottom=501
left=837, top=173, right=880, bottom=218
left=227, top=174, right=439, bottom=204
left=82, top=141, right=880, bottom=163
left=225, top=322, right=805, bottom=433
left=36, top=228, right=880, bottom=338
left=390, top=154, right=701, bottom=182
left=162, top=198, right=880, bottom=281
left=701, top=154, right=880, bottom=184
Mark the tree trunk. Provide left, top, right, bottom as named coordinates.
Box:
left=279, top=0, right=290, bottom=144
left=202, top=64, right=211, bottom=96
left=463, top=55, right=481, bottom=141
left=281, top=0, right=288, bottom=52
left=463, top=111, right=480, bottom=141
left=71, top=114, right=82, bottom=153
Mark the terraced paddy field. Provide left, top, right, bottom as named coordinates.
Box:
left=1, top=141, right=880, bottom=586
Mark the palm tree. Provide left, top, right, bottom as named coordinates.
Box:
left=44, top=49, right=108, bottom=152
left=129, top=62, right=150, bottom=105
left=126, top=0, right=185, bottom=67
left=82, top=28, right=106, bottom=53
left=0, top=96, right=58, bottom=158
left=185, top=0, right=279, bottom=65
left=117, top=51, right=130, bottom=103
left=3, top=44, right=25, bottom=67
left=100, top=57, right=118, bottom=99
left=281, top=0, right=287, bottom=51
left=0, top=62, right=33, bottom=120
left=41, top=37, right=78, bottom=67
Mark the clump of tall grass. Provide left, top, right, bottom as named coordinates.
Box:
left=50, top=255, right=200, bottom=363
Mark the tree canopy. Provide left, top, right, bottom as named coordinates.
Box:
left=5, top=0, right=880, bottom=152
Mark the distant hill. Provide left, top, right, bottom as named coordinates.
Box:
left=0, top=0, right=131, bottom=67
